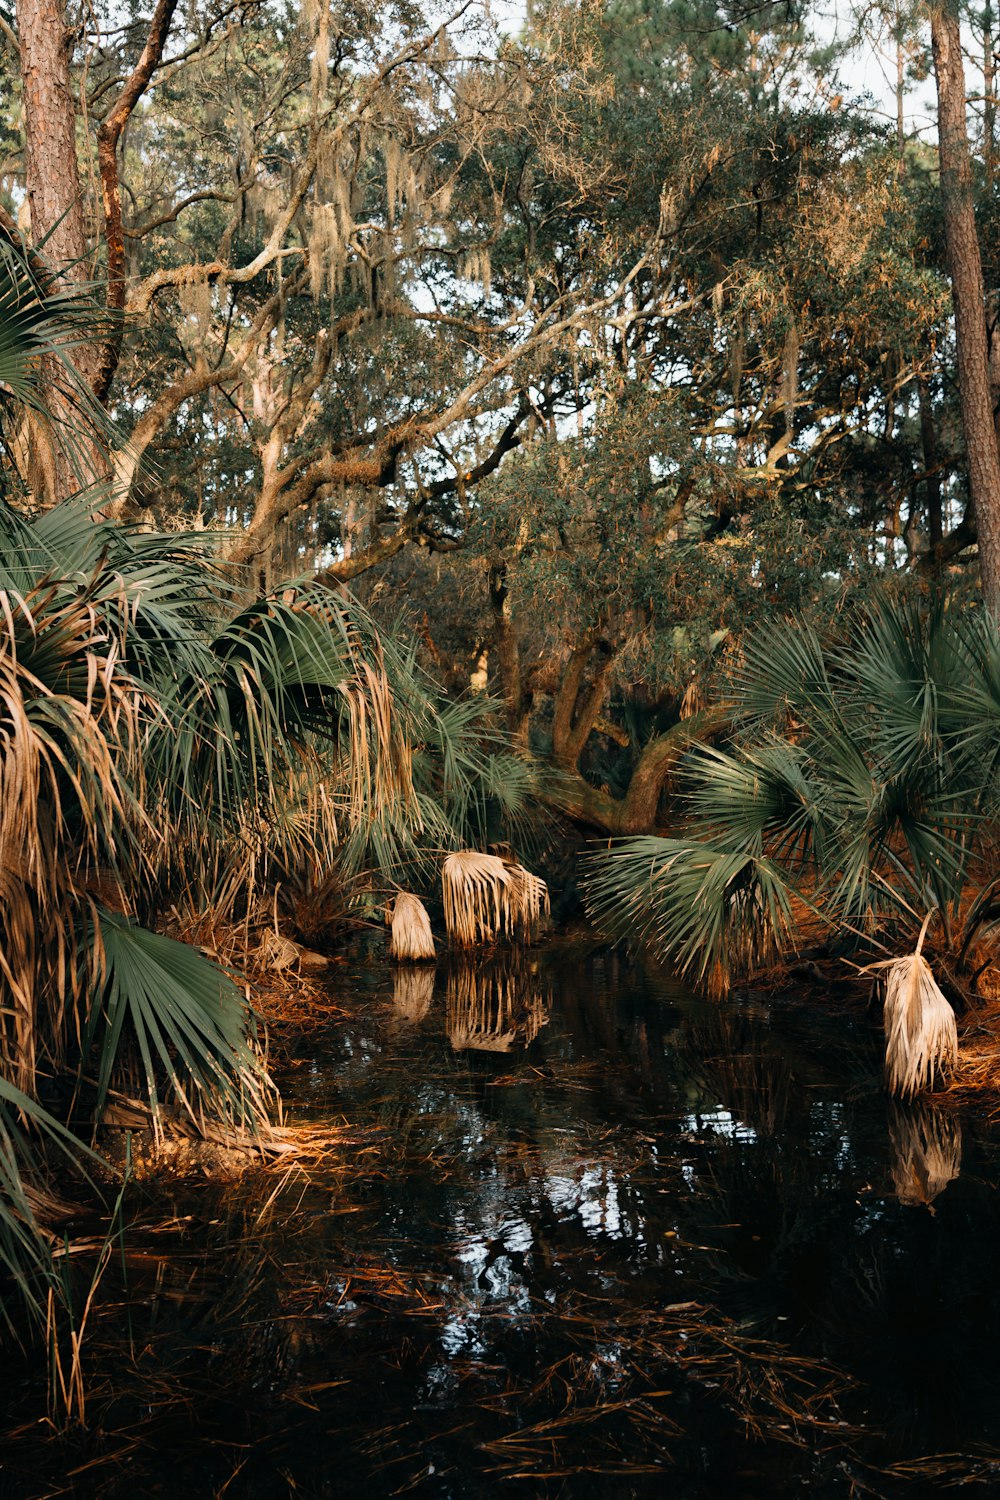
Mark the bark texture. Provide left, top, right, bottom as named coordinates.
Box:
left=95, top=0, right=180, bottom=402
left=16, top=0, right=96, bottom=499
left=17, top=0, right=88, bottom=273
left=932, top=0, right=1000, bottom=612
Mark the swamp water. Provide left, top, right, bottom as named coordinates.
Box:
left=4, top=948, right=1000, bottom=1497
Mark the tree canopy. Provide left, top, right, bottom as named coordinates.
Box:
left=2, top=0, right=999, bottom=826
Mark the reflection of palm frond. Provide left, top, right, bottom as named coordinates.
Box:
left=391, top=966, right=435, bottom=1022
left=446, top=962, right=550, bottom=1051
left=888, top=1103, right=962, bottom=1206
left=389, top=893, right=436, bottom=962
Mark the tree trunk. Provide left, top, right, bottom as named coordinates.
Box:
left=931, top=0, right=1000, bottom=612
left=16, top=0, right=96, bottom=501
left=538, top=708, right=729, bottom=836
left=918, top=374, right=943, bottom=569
left=488, top=562, right=531, bottom=747
left=17, top=0, right=88, bottom=274
left=618, top=708, right=729, bottom=833
left=16, top=0, right=179, bottom=490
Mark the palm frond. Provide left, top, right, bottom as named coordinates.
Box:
left=873, top=951, right=958, bottom=1100
left=0, top=1078, right=101, bottom=1331
left=585, top=837, right=796, bottom=997
left=389, top=893, right=436, bottom=962
left=441, top=851, right=513, bottom=947
left=0, top=236, right=119, bottom=490
left=82, top=909, right=273, bottom=1137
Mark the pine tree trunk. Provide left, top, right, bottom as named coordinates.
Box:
left=931, top=0, right=1000, bottom=612
left=17, top=0, right=88, bottom=273
left=16, top=0, right=98, bottom=501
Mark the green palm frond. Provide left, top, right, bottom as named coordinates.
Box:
left=687, top=742, right=822, bottom=865
left=0, top=236, right=118, bottom=488
left=82, top=909, right=273, bottom=1136
left=585, top=836, right=797, bottom=996
left=735, top=617, right=836, bottom=732
left=586, top=593, right=1000, bottom=992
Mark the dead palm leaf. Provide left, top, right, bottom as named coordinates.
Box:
left=505, top=862, right=550, bottom=943
left=865, top=912, right=958, bottom=1099
left=388, top=892, right=436, bottom=962
left=441, top=850, right=513, bottom=947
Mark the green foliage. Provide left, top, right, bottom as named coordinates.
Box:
left=0, top=237, right=117, bottom=494
left=586, top=595, right=1000, bottom=989
left=83, top=911, right=272, bottom=1135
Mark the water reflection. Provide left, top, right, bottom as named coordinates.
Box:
left=889, top=1102, right=963, bottom=1207
left=445, top=959, right=551, bottom=1052
left=4, top=951, right=1000, bottom=1498
left=391, top=964, right=435, bottom=1022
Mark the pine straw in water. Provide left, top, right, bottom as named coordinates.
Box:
left=341, top=1286, right=861, bottom=1487
left=478, top=1299, right=860, bottom=1473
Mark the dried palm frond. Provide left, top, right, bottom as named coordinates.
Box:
left=441, top=851, right=513, bottom=947
left=388, top=892, right=436, bottom=962
left=865, top=913, right=958, bottom=1099
left=258, top=928, right=328, bottom=973
left=888, top=1103, right=962, bottom=1207
left=391, top=965, right=435, bottom=1022
left=259, top=929, right=302, bottom=972
left=505, top=863, right=550, bottom=943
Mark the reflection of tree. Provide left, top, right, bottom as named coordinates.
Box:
left=888, top=1103, right=962, bottom=1208
left=445, top=961, right=551, bottom=1053
left=391, top=966, right=436, bottom=1023
left=682, top=1013, right=798, bottom=1140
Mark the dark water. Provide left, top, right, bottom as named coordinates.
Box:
left=4, top=948, right=1000, bottom=1498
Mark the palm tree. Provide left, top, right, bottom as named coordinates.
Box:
left=585, top=594, right=1000, bottom=1010
left=0, top=232, right=536, bottom=1334
left=0, top=229, right=116, bottom=500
